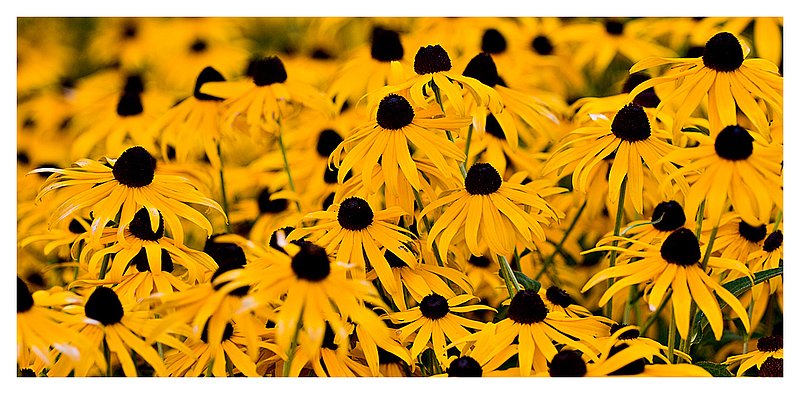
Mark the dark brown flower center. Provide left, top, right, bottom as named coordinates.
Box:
left=545, top=286, right=576, bottom=308
left=610, top=323, right=641, bottom=340
left=763, top=231, right=783, bottom=252
left=622, top=72, right=660, bottom=108
left=738, top=220, right=767, bottom=243
left=481, top=28, right=507, bottom=54
left=531, top=35, right=554, bottom=55
left=291, top=241, right=331, bottom=282
left=465, top=163, right=502, bottom=195
left=611, top=103, right=651, bottom=142
left=116, top=92, right=144, bottom=117
left=84, top=286, right=124, bottom=326
left=193, top=66, right=226, bottom=101
left=758, top=357, right=783, bottom=377
left=757, top=335, right=783, bottom=352
left=703, top=32, right=744, bottom=72
left=468, top=255, right=492, bottom=268
left=714, top=125, right=754, bottom=161
left=376, top=94, right=415, bottom=130
left=651, top=200, right=686, bottom=232
left=316, top=129, right=344, bottom=157
left=462, top=53, right=499, bottom=87
left=251, top=56, right=288, bottom=86
left=508, top=289, right=549, bottom=324
left=419, top=293, right=449, bottom=320
left=200, top=321, right=234, bottom=344
left=113, top=146, right=156, bottom=188
left=413, top=44, right=452, bottom=75
left=257, top=188, right=289, bottom=214
left=660, top=228, right=701, bottom=266
left=189, top=38, right=208, bottom=54
left=132, top=248, right=174, bottom=273
left=68, top=218, right=87, bottom=234
left=605, top=20, right=624, bottom=35
left=337, top=197, right=374, bottom=231
left=608, top=344, right=646, bottom=375
left=371, top=27, right=404, bottom=62
left=128, top=208, right=165, bottom=241
left=447, top=356, right=482, bottom=377
left=17, top=277, right=34, bottom=313
left=549, top=350, right=587, bottom=377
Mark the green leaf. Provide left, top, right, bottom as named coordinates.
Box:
left=691, top=267, right=783, bottom=344
left=513, top=271, right=541, bottom=292
left=694, top=361, right=733, bottom=377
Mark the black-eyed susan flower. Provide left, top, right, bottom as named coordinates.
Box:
left=440, top=321, right=519, bottom=377
left=629, top=31, right=782, bottom=138
left=151, top=66, right=229, bottom=169
left=725, top=334, right=783, bottom=376
left=706, top=213, right=769, bottom=263
left=542, top=325, right=710, bottom=377
left=330, top=93, right=471, bottom=198
left=421, top=162, right=562, bottom=262
left=598, top=323, right=691, bottom=364
left=32, top=146, right=226, bottom=247
left=367, top=44, right=501, bottom=117
left=582, top=228, right=752, bottom=340
left=287, top=197, right=418, bottom=296
left=328, top=26, right=411, bottom=110
left=615, top=200, right=689, bottom=248
left=49, top=286, right=191, bottom=377
left=662, top=125, right=782, bottom=226
left=543, top=103, right=687, bottom=214
left=388, top=293, right=494, bottom=365
left=86, top=18, right=163, bottom=69
left=482, top=289, right=609, bottom=376
left=199, top=55, right=335, bottom=138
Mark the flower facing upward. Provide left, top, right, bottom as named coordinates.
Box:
left=32, top=146, right=226, bottom=247
left=628, top=31, right=782, bottom=138
left=421, top=162, right=562, bottom=261
left=663, top=125, right=782, bottom=226
left=582, top=228, right=752, bottom=340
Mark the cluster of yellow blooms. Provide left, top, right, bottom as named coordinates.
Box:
left=17, top=17, right=782, bottom=378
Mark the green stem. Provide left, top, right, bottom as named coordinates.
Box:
left=413, top=189, right=445, bottom=267
left=537, top=199, right=587, bottom=281
left=743, top=295, right=755, bottom=353
left=429, top=81, right=467, bottom=179
left=604, top=178, right=627, bottom=319
left=623, top=285, right=638, bottom=325
left=667, top=305, right=677, bottom=363
left=103, top=338, right=112, bottom=377
left=282, top=314, right=303, bottom=377
left=773, top=210, right=782, bottom=231
left=463, top=124, right=474, bottom=168
left=216, top=143, right=233, bottom=233
left=498, top=254, right=520, bottom=298
left=681, top=213, right=720, bottom=356
left=98, top=253, right=111, bottom=280
left=277, top=121, right=302, bottom=213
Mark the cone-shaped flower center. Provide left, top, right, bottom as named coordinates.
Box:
left=610, top=323, right=641, bottom=340
left=758, top=357, right=783, bottom=377
left=68, top=218, right=87, bottom=234
left=128, top=208, right=165, bottom=241
left=715, top=125, right=754, bottom=161
left=291, top=241, right=331, bottom=282
left=738, top=220, right=767, bottom=243
left=508, top=289, right=549, bottom=324
left=376, top=94, right=415, bottom=130
left=531, top=35, right=554, bottom=55
left=269, top=226, right=295, bottom=254
left=468, top=255, right=492, bottom=268
left=622, top=72, right=660, bottom=108
left=447, top=356, right=482, bottom=377
left=316, top=129, right=344, bottom=157
left=84, top=286, right=124, bottom=326
left=611, top=104, right=651, bottom=142
left=763, top=230, right=783, bottom=252
left=757, top=335, right=783, bottom=352
left=651, top=200, right=686, bottom=232
left=703, top=32, right=744, bottom=72
left=208, top=240, right=250, bottom=295
left=419, top=293, right=449, bottom=320
left=116, top=92, right=144, bottom=117
left=257, top=188, right=289, bottom=214
left=462, top=52, right=499, bottom=87
left=193, top=66, right=226, bottom=101
left=481, top=28, right=507, bottom=54
left=545, top=286, right=576, bottom=308
left=132, top=248, right=174, bottom=273
left=414, top=44, right=452, bottom=75
left=608, top=344, right=646, bottom=375
left=17, top=277, right=34, bottom=313
left=660, top=228, right=701, bottom=266
left=124, top=75, right=144, bottom=95
left=252, top=56, right=288, bottom=86
left=337, top=197, right=374, bottom=231
left=113, top=146, right=156, bottom=188
left=200, top=321, right=234, bottom=344
left=605, top=20, right=624, bottom=35
left=549, top=350, right=587, bottom=377
left=19, top=369, right=36, bottom=377
left=483, top=113, right=506, bottom=140
left=371, top=27, right=404, bottom=62
left=465, top=163, right=502, bottom=195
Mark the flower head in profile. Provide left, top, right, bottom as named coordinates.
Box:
left=725, top=334, right=783, bottom=376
